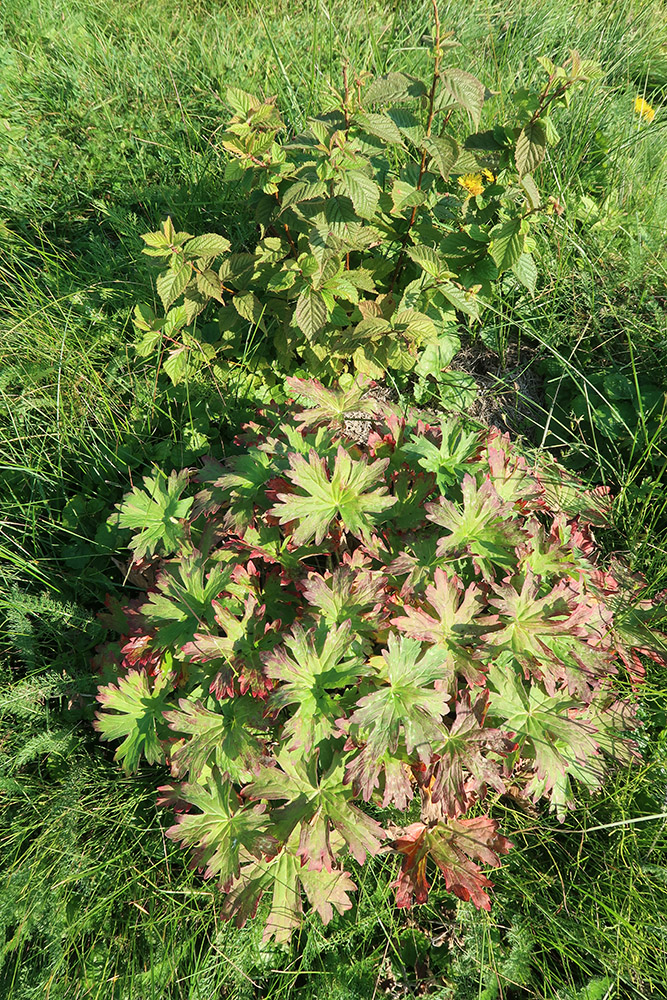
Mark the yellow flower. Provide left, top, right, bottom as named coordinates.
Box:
left=634, top=96, right=655, bottom=123
left=481, top=167, right=495, bottom=182
left=458, top=173, right=485, bottom=197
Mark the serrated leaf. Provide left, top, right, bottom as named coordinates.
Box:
left=196, top=269, right=224, bottom=302
left=246, top=752, right=386, bottom=870
left=440, top=281, right=480, bottom=320
left=114, top=470, right=193, bottom=560
left=406, top=245, right=448, bottom=279
left=142, top=548, right=233, bottom=650
left=520, top=173, right=541, bottom=210
left=421, top=136, right=459, bottom=179
left=348, top=634, right=450, bottom=765
left=286, top=375, right=376, bottom=429
left=426, top=474, right=522, bottom=580
left=268, top=445, right=397, bottom=545
left=392, top=816, right=512, bottom=909
left=515, top=120, right=547, bottom=177
left=513, top=253, right=537, bottom=293
left=391, top=179, right=426, bottom=216
left=364, top=72, right=427, bottom=106
left=386, top=108, right=424, bottom=144
left=222, top=841, right=356, bottom=943
left=281, top=179, right=328, bottom=210
left=353, top=112, right=404, bottom=145
left=489, top=219, right=523, bottom=274
left=266, top=622, right=365, bottom=753
left=401, top=419, right=481, bottom=489
left=184, top=234, right=231, bottom=257
left=295, top=288, right=328, bottom=339
left=94, top=670, right=171, bottom=773
left=441, top=69, right=485, bottom=127
left=336, top=170, right=379, bottom=219
left=157, top=262, right=191, bottom=310
left=233, top=290, right=265, bottom=327
left=165, top=769, right=276, bottom=887
left=164, top=697, right=264, bottom=781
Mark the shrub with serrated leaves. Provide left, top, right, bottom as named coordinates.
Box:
left=134, top=29, right=600, bottom=387
left=93, top=377, right=667, bottom=944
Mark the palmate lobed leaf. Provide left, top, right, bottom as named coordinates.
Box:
left=265, top=621, right=367, bottom=753
left=114, top=469, right=193, bottom=561
left=221, top=832, right=357, bottom=944
left=392, top=815, right=512, bottom=911
left=94, top=669, right=171, bottom=773
left=245, top=751, right=386, bottom=872
left=268, top=445, right=397, bottom=545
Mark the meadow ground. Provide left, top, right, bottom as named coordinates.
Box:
left=1, top=0, right=667, bottom=997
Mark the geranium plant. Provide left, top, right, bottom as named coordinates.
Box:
left=134, top=12, right=599, bottom=387
left=94, top=378, right=667, bottom=943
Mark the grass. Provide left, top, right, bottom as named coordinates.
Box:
left=1, top=0, right=667, bottom=996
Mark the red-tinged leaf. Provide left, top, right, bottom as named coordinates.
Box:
left=426, top=475, right=523, bottom=580
left=193, top=450, right=276, bottom=529
left=348, top=634, right=451, bottom=765
left=163, top=697, right=265, bottom=781
left=94, top=669, right=171, bottom=773
left=343, top=745, right=413, bottom=810
left=430, top=695, right=510, bottom=816
left=222, top=838, right=357, bottom=944
left=165, top=769, right=277, bottom=888
left=182, top=595, right=280, bottom=698
left=302, top=565, right=388, bottom=640
left=392, top=568, right=488, bottom=690
left=265, top=621, right=367, bottom=753
left=245, top=751, right=386, bottom=871
left=269, top=446, right=397, bottom=546
left=392, top=816, right=512, bottom=910
left=286, top=375, right=377, bottom=429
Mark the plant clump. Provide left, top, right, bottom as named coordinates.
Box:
left=133, top=31, right=600, bottom=395
left=93, top=377, right=667, bottom=943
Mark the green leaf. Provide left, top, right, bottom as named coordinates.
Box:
left=515, top=120, right=547, bottom=177
left=166, top=769, right=276, bottom=887
left=426, top=475, right=522, bottom=580
left=441, top=69, right=485, bottom=127
left=157, top=262, right=191, bottom=310
left=268, top=445, right=397, bottom=545
left=421, top=136, right=459, bottom=179
left=222, top=840, right=356, bottom=943
left=391, top=179, right=426, bottom=215
left=440, top=281, right=480, bottom=320
left=196, top=269, right=224, bottom=302
left=349, top=634, right=450, bottom=764
left=233, top=291, right=265, bottom=327
left=354, top=112, right=404, bottom=145
left=489, top=219, right=523, bottom=274
left=266, top=621, right=365, bottom=752
left=364, top=72, right=427, bottom=106
left=406, top=245, right=448, bottom=279
left=247, top=752, right=386, bottom=870
left=114, top=470, right=193, bottom=560
left=295, top=288, right=328, bottom=339
left=519, top=174, right=541, bottom=210
left=512, top=253, right=537, bottom=293
left=386, top=108, right=424, bottom=144
left=184, top=234, right=231, bottom=258
left=142, top=548, right=233, bottom=650
left=337, top=170, right=380, bottom=219
left=164, top=697, right=264, bottom=782
left=402, top=419, right=480, bottom=489
left=94, top=670, right=171, bottom=773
